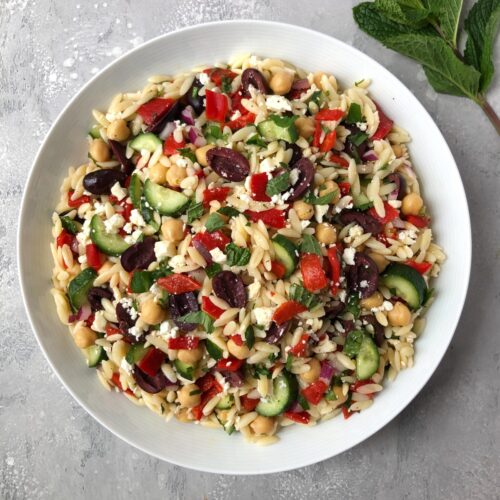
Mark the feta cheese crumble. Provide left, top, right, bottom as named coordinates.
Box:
left=265, top=95, right=292, bottom=113
left=343, top=247, right=356, bottom=265
left=103, top=213, right=125, bottom=233
left=209, top=247, right=227, bottom=264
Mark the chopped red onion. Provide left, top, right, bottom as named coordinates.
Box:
left=159, top=121, right=175, bottom=140
left=287, top=400, right=303, bottom=413
left=291, top=78, right=310, bottom=91
left=192, top=239, right=212, bottom=265
left=319, top=360, right=336, bottom=385
left=188, top=126, right=207, bottom=148
left=362, top=150, right=378, bottom=161
left=70, top=238, right=80, bottom=255
left=222, top=370, right=244, bottom=387
left=68, top=304, right=92, bottom=323
left=181, top=105, right=196, bottom=126
left=392, top=217, right=406, bottom=229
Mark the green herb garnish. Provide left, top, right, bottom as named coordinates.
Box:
left=179, top=311, right=214, bottom=334
left=300, top=234, right=322, bottom=255
left=289, top=283, right=320, bottom=310
left=179, top=147, right=196, bottom=163
left=346, top=102, right=363, bottom=124
left=205, top=213, right=225, bottom=233
left=344, top=329, right=365, bottom=358
left=303, top=189, right=337, bottom=205
left=225, top=242, right=251, bottom=267
left=187, top=200, right=204, bottom=224
left=265, top=171, right=291, bottom=197
left=205, top=263, right=222, bottom=278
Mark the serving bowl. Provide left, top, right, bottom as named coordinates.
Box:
left=18, top=20, right=470, bottom=474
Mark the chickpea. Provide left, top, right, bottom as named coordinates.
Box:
left=140, top=298, right=167, bottom=325
left=89, top=138, right=110, bottom=162
left=388, top=302, right=412, bottom=326
left=195, top=144, right=215, bottom=167
left=161, top=218, right=184, bottom=242
left=360, top=291, right=384, bottom=310
left=227, top=338, right=251, bottom=360
left=401, top=193, right=424, bottom=216
left=106, top=119, right=130, bottom=142
left=269, top=70, right=294, bottom=95
left=295, top=116, right=315, bottom=139
left=299, top=358, right=321, bottom=384
left=368, top=252, right=389, bottom=273
left=177, top=346, right=203, bottom=364
left=293, top=200, right=314, bottom=220
left=319, top=180, right=340, bottom=204
left=149, top=163, right=168, bottom=184
left=73, top=325, right=97, bottom=349
left=178, top=383, right=201, bottom=408
left=250, top=415, right=275, bottom=435
left=316, top=223, right=337, bottom=245
left=166, top=164, right=187, bottom=187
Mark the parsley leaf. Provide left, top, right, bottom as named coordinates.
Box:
left=350, top=131, right=369, bottom=146
left=246, top=134, right=267, bottom=148
left=225, top=243, right=251, bottom=266
left=289, top=283, right=320, bottom=309
left=300, top=234, right=322, bottom=255
left=179, top=311, right=214, bottom=334
left=265, top=171, right=291, bottom=197
left=346, top=103, right=363, bottom=124
left=218, top=206, right=241, bottom=218
left=205, top=263, right=222, bottom=278
left=205, top=213, right=225, bottom=233
left=244, top=326, right=255, bottom=349
left=179, top=147, right=197, bottom=163
left=344, top=330, right=365, bottom=358
left=303, top=189, right=337, bottom=205
left=186, top=200, right=204, bottom=224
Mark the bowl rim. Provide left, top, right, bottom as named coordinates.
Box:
left=17, top=19, right=471, bottom=474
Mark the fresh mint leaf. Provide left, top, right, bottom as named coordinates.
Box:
left=225, top=243, right=251, bottom=266
left=205, top=213, right=225, bottom=233
left=289, top=283, right=320, bottom=310
left=303, top=188, right=337, bottom=205
left=179, top=311, right=214, bottom=334
left=346, top=103, right=363, bottom=124
left=427, top=0, right=463, bottom=47
left=129, top=271, right=154, bottom=293
left=187, top=200, right=204, bottom=224
left=245, top=326, right=255, bottom=349
left=246, top=133, right=267, bottom=148
left=266, top=171, right=291, bottom=197
left=218, top=206, right=241, bottom=218
left=374, top=0, right=431, bottom=26
left=205, top=263, right=222, bottom=278
left=300, top=234, right=322, bottom=255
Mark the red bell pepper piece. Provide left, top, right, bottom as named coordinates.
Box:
left=157, top=273, right=201, bottom=294
left=163, top=134, right=186, bottom=156
left=351, top=379, right=374, bottom=392
left=300, top=253, right=328, bottom=292
left=272, top=301, right=307, bottom=325
left=56, top=230, right=74, bottom=248
left=284, top=410, right=310, bottom=424
left=289, top=333, right=309, bottom=357
left=192, top=230, right=230, bottom=251
left=327, top=246, right=342, bottom=295
left=85, top=314, right=95, bottom=328
left=368, top=202, right=399, bottom=225
left=314, top=108, right=344, bottom=121
left=270, top=260, right=286, bottom=279
left=227, top=112, right=256, bottom=130
left=137, top=348, right=165, bottom=377
left=216, top=357, right=244, bottom=372
left=203, top=67, right=237, bottom=88
left=241, top=395, right=260, bottom=411
left=205, top=89, right=228, bottom=123
left=405, top=214, right=429, bottom=228
left=86, top=243, right=105, bottom=270
left=197, top=373, right=217, bottom=393
left=111, top=372, right=124, bottom=391
left=192, top=378, right=224, bottom=420
left=405, top=260, right=432, bottom=275
left=249, top=173, right=271, bottom=202
left=376, top=227, right=398, bottom=247
left=329, top=153, right=349, bottom=168
left=342, top=406, right=354, bottom=419
left=201, top=296, right=225, bottom=319
left=319, top=130, right=337, bottom=153
left=168, top=336, right=200, bottom=350
left=301, top=380, right=329, bottom=405
left=105, top=324, right=122, bottom=337
left=203, top=186, right=231, bottom=207
left=312, top=122, right=322, bottom=148
left=67, top=190, right=91, bottom=208
left=137, top=98, right=175, bottom=126
left=372, top=103, right=393, bottom=141
left=245, top=209, right=287, bottom=229
left=338, top=182, right=351, bottom=196
left=230, top=334, right=244, bottom=346
left=230, top=89, right=247, bottom=115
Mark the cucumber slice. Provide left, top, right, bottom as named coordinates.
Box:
left=90, top=215, right=131, bottom=256
left=216, top=394, right=233, bottom=409
left=67, top=268, right=97, bottom=312
left=382, top=263, right=427, bottom=309
left=174, top=359, right=195, bottom=380
left=143, top=179, right=190, bottom=216
left=206, top=339, right=223, bottom=360
left=89, top=124, right=101, bottom=139
left=86, top=345, right=108, bottom=367
left=257, top=115, right=298, bottom=143
left=125, top=344, right=149, bottom=365
left=130, top=132, right=162, bottom=153
left=355, top=335, right=379, bottom=380
left=272, top=235, right=298, bottom=278
left=140, top=197, right=160, bottom=232
left=60, top=215, right=82, bottom=235
left=352, top=192, right=372, bottom=210
left=256, top=371, right=298, bottom=417
left=129, top=173, right=143, bottom=209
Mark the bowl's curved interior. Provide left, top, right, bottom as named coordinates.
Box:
left=19, top=20, right=470, bottom=474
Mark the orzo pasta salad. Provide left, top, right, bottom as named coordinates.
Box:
left=51, top=55, right=445, bottom=445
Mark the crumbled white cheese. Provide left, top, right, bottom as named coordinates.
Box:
left=122, top=222, right=133, bottom=234
left=159, top=320, right=179, bottom=339
left=265, top=95, right=292, bottom=112
left=360, top=280, right=368, bottom=288
left=289, top=168, right=299, bottom=185
left=344, top=224, right=364, bottom=243
left=154, top=241, right=170, bottom=261
left=301, top=220, right=311, bottom=229
left=210, top=247, right=227, bottom=264
left=91, top=311, right=107, bottom=333
left=343, top=247, right=356, bottom=266
left=103, top=214, right=125, bottom=234
left=93, top=202, right=106, bottom=215
left=120, top=358, right=133, bottom=374
left=338, top=289, right=347, bottom=302
left=259, top=157, right=276, bottom=173
left=78, top=255, right=87, bottom=264
left=314, top=204, right=329, bottom=223
left=251, top=307, right=275, bottom=330
left=129, top=209, right=146, bottom=227
left=128, top=325, right=144, bottom=339
left=169, top=254, right=186, bottom=269
left=197, top=72, right=210, bottom=85
left=371, top=301, right=394, bottom=313
left=356, top=122, right=368, bottom=131
left=76, top=219, right=92, bottom=246
left=110, top=182, right=127, bottom=201
left=247, top=281, right=261, bottom=300
left=388, top=200, right=402, bottom=208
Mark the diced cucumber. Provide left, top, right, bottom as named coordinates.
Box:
left=67, top=268, right=97, bottom=312
left=88, top=124, right=101, bottom=139
left=257, top=115, right=298, bottom=143
left=382, top=263, right=427, bottom=309
left=355, top=335, right=379, bottom=380
left=256, top=371, right=298, bottom=417
left=125, top=344, right=150, bottom=365
left=90, top=215, right=131, bottom=256
left=216, top=394, right=233, bottom=409
left=174, top=359, right=195, bottom=380
left=129, top=173, right=143, bottom=209
left=206, top=339, right=223, bottom=360
left=272, top=235, right=298, bottom=278
left=60, top=215, right=82, bottom=235
left=352, top=192, right=372, bottom=210
left=86, top=345, right=108, bottom=367
left=130, top=133, right=162, bottom=153
left=143, top=179, right=190, bottom=216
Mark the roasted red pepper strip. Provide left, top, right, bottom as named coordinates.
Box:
left=197, top=372, right=219, bottom=393
left=284, top=410, right=310, bottom=424
left=203, top=67, right=237, bottom=87
left=342, top=406, right=354, bottom=419
left=314, top=108, right=344, bottom=121
left=302, top=380, right=329, bottom=405
left=372, top=103, right=393, bottom=141
left=111, top=372, right=124, bottom=390
left=163, top=134, right=186, bottom=156
left=137, top=348, right=165, bottom=377
left=168, top=336, right=200, bottom=350
left=105, top=324, right=122, bottom=337
left=312, top=122, right=322, bottom=148
left=320, top=130, right=337, bottom=153
left=216, top=357, right=244, bottom=372
left=329, top=153, right=349, bottom=168
left=205, top=89, right=229, bottom=123
left=192, top=379, right=224, bottom=420
left=327, top=246, right=342, bottom=295
left=249, top=173, right=271, bottom=202
left=203, top=187, right=231, bottom=207
left=201, top=296, right=225, bottom=319
left=300, top=253, right=328, bottom=292
left=270, top=260, right=287, bottom=279
left=368, top=202, right=399, bottom=225
left=137, top=98, right=175, bottom=126
left=273, top=300, right=307, bottom=325
left=241, top=395, right=260, bottom=411
left=405, top=260, right=432, bottom=275
left=56, top=230, right=74, bottom=248
left=157, top=273, right=201, bottom=294
left=231, top=334, right=244, bottom=346
left=289, top=333, right=309, bottom=357
left=338, top=182, right=351, bottom=196
left=227, top=112, right=256, bottom=130
left=67, top=190, right=91, bottom=208
left=405, top=214, right=429, bottom=228
left=192, top=230, right=230, bottom=251
left=86, top=243, right=105, bottom=270
left=245, top=209, right=287, bottom=229
left=230, top=89, right=247, bottom=115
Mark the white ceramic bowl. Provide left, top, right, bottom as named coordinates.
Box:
left=18, top=20, right=471, bottom=474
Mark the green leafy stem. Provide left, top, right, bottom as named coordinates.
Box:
left=353, top=0, right=500, bottom=134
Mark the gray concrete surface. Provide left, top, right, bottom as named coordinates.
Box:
left=1, top=0, right=499, bottom=498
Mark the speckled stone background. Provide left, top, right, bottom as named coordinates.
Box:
left=1, top=0, right=499, bottom=498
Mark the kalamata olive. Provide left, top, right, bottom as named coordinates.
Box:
left=87, top=286, right=114, bottom=311
left=192, top=238, right=213, bottom=266
left=325, top=301, right=345, bottom=319
left=265, top=321, right=290, bottom=344
left=186, top=78, right=204, bottom=114
left=206, top=147, right=250, bottom=182
left=345, top=252, right=379, bottom=298
left=285, top=142, right=303, bottom=166
left=241, top=68, right=269, bottom=97
left=286, top=157, right=315, bottom=202
left=169, top=292, right=199, bottom=331
left=212, top=271, right=246, bottom=308
left=362, top=314, right=384, bottom=347
left=339, top=211, right=382, bottom=234
left=133, top=367, right=173, bottom=394
left=120, top=237, right=156, bottom=272
left=147, top=100, right=183, bottom=134
left=339, top=319, right=355, bottom=336
left=220, top=370, right=244, bottom=387
left=116, top=302, right=135, bottom=328
left=387, top=173, right=406, bottom=200
left=108, top=139, right=135, bottom=175
left=83, top=169, right=127, bottom=195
